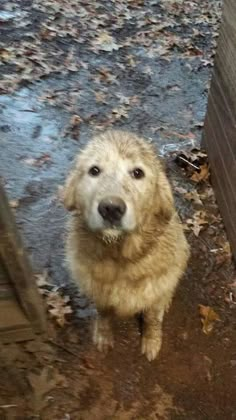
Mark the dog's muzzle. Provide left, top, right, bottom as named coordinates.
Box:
left=98, top=196, right=127, bottom=226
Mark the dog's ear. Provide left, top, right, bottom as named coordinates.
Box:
left=63, top=170, right=78, bottom=211
left=154, top=171, right=175, bottom=223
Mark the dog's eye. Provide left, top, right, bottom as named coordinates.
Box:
left=131, top=168, right=145, bottom=179
left=88, top=166, right=101, bottom=176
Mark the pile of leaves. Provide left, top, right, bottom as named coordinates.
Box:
left=170, top=144, right=235, bottom=335
left=0, top=0, right=222, bottom=94
left=36, top=271, right=73, bottom=327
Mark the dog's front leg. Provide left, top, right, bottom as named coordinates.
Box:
left=93, top=309, right=114, bottom=353
left=141, top=305, right=165, bottom=361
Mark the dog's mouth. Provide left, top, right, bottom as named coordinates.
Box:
left=102, top=220, right=123, bottom=229
left=101, top=227, right=123, bottom=244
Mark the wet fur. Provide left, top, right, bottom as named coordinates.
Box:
left=64, top=130, right=190, bottom=360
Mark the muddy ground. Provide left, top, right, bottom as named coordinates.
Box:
left=1, top=0, right=236, bottom=419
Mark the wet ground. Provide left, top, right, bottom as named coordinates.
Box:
left=1, top=0, right=236, bottom=419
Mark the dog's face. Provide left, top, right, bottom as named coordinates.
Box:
left=64, top=131, right=174, bottom=240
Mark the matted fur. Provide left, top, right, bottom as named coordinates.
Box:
left=64, top=130, right=190, bottom=361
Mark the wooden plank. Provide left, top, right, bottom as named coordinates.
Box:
left=0, top=299, right=35, bottom=343
left=0, top=283, right=16, bottom=299
left=208, top=76, right=236, bottom=156
left=203, top=0, right=236, bottom=259
left=0, top=263, right=9, bottom=285
left=0, top=183, right=46, bottom=333
left=0, top=328, right=35, bottom=344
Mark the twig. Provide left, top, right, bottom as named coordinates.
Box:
left=178, top=156, right=200, bottom=170
left=47, top=339, right=78, bottom=357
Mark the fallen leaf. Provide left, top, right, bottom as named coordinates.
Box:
left=95, top=67, right=118, bottom=84
left=92, top=31, right=120, bottom=52
left=23, top=154, right=52, bottom=167
left=64, top=47, right=80, bottom=72
left=199, top=304, right=220, bottom=334
left=28, top=367, right=64, bottom=412
left=70, top=114, right=82, bottom=127
left=201, top=58, right=213, bottom=67
left=222, top=241, right=232, bottom=256
left=82, top=356, right=96, bottom=370
left=0, top=47, right=12, bottom=62
left=111, top=106, right=129, bottom=120
left=226, top=281, right=236, bottom=304
left=174, top=186, right=188, bottom=195
left=9, top=199, right=20, bottom=208
left=185, top=210, right=208, bottom=236
left=198, top=186, right=214, bottom=200
left=191, top=163, right=210, bottom=182
left=40, top=27, right=57, bottom=41
left=194, top=121, right=204, bottom=129
left=46, top=291, right=72, bottom=327
left=215, top=240, right=232, bottom=265
left=184, top=190, right=203, bottom=205
left=126, top=54, right=136, bottom=67
left=64, top=115, right=82, bottom=140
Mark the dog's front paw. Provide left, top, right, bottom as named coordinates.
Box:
left=93, top=319, right=114, bottom=353
left=141, top=335, right=162, bottom=362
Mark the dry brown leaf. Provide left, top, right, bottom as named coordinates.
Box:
left=0, top=47, right=12, bottom=62
left=215, top=240, right=232, bottom=265
left=40, top=28, right=56, bottom=41
left=70, top=114, right=82, bottom=127
left=28, top=367, right=66, bottom=413
left=46, top=291, right=72, bottom=327
left=222, top=241, right=232, bottom=256
left=64, top=115, right=82, bottom=140
left=112, top=106, right=129, bottom=120
left=199, top=304, right=220, bottom=334
left=198, top=186, right=214, bottom=200
left=228, top=281, right=236, bottom=304
left=184, top=190, right=203, bottom=205
left=96, top=67, right=118, bottom=84
left=92, top=31, right=120, bottom=52
left=28, top=367, right=57, bottom=412
left=191, top=163, right=210, bottom=182
left=185, top=210, right=208, bottom=236
left=126, top=54, right=136, bottom=67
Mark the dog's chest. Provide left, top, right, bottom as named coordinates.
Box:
left=83, top=257, right=159, bottom=316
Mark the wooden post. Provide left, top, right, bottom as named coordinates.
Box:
left=0, top=183, right=46, bottom=341
left=203, top=0, right=236, bottom=259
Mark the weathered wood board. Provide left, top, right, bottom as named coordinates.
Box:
left=0, top=183, right=46, bottom=343
left=203, top=0, right=236, bottom=259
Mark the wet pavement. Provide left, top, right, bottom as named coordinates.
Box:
left=1, top=1, right=236, bottom=419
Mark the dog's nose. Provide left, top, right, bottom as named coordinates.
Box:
left=98, top=197, right=127, bottom=224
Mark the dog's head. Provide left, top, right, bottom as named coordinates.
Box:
left=64, top=131, right=174, bottom=241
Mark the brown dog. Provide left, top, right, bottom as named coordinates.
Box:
left=63, top=130, right=189, bottom=361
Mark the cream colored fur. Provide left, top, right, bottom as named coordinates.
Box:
left=64, top=130, right=190, bottom=361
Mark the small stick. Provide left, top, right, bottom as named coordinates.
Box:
left=178, top=155, right=200, bottom=170
left=47, top=339, right=78, bottom=357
